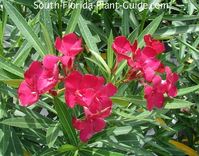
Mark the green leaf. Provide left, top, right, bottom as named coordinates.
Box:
left=0, top=125, right=10, bottom=156
left=40, top=1, right=54, bottom=43
left=4, top=127, right=23, bottom=156
left=54, top=97, right=78, bottom=145
left=12, top=41, right=32, bottom=67
left=66, top=0, right=82, bottom=33
left=107, top=31, right=114, bottom=69
left=0, top=79, right=22, bottom=88
left=46, top=123, right=60, bottom=148
left=112, top=96, right=146, bottom=106
left=80, top=148, right=125, bottom=156
left=138, top=13, right=163, bottom=47
left=121, top=9, right=129, bottom=36
left=58, top=144, right=77, bottom=153
left=85, top=57, right=108, bottom=76
left=154, top=24, right=199, bottom=38
left=177, top=85, right=199, bottom=96
left=1, top=117, right=55, bottom=129
left=114, top=60, right=127, bottom=79
left=89, top=50, right=111, bottom=75
left=163, top=15, right=199, bottom=21
left=165, top=99, right=194, bottom=109
left=88, top=22, right=107, bottom=43
left=78, top=15, right=99, bottom=53
left=13, top=0, right=35, bottom=6
left=40, top=22, right=54, bottom=54
left=176, top=37, right=199, bottom=54
left=0, top=57, right=24, bottom=78
left=3, top=0, right=47, bottom=57
left=128, top=26, right=139, bottom=43
left=113, top=126, right=132, bottom=136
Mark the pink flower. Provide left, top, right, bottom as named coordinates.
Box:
left=73, top=117, right=106, bottom=142
left=165, top=67, right=179, bottom=97
left=144, top=34, right=165, bottom=54
left=65, top=71, right=117, bottom=109
left=55, top=33, right=83, bottom=69
left=18, top=55, right=59, bottom=106
left=112, top=36, right=137, bottom=62
left=37, top=55, right=59, bottom=94
left=66, top=71, right=117, bottom=142
left=18, top=80, right=40, bottom=106
left=128, top=47, right=163, bottom=82
left=18, top=61, right=42, bottom=106
left=144, top=76, right=167, bottom=111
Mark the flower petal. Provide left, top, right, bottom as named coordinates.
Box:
left=93, top=118, right=106, bottom=132
left=18, top=81, right=39, bottom=106
left=43, top=55, right=59, bottom=69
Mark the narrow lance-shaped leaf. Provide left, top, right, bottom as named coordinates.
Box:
left=164, top=99, right=194, bottom=109
left=1, top=117, right=56, bottom=129
left=3, top=0, right=47, bottom=57
left=4, top=127, right=23, bottom=156
left=46, top=123, right=60, bottom=148
left=80, top=148, right=125, bottom=156
left=177, top=84, right=199, bottom=96
left=90, top=49, right=111, bottom=75
left=0, top=125, right=10, bottom=156
left=40, top=22, right=54, bottom=54
left=40, top=0, right=54, bottom=42
left=66, top=0, right=82, bottom=33
left=154, top=24, right=199, bottom=38
left=107, top=31, right=114, bottom=69
left=0, top=57, right=24, bottom=78
left=78, top=15, right=99, bottom=53
left=138, top=13, right=163, bottom=47
left=54, top=97, right=78, bottom=145
left=122, top=9, right=129, bottom=36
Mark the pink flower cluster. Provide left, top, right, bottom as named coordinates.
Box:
left=18, top=33, right=117, bottom=142
left=18, top=33, right=178, bottom=142
left=112, top=34, right=179, bottom=111
left=66, top=71, right=117, bottom=142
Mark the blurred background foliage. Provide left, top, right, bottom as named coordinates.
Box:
left=0, top=0, right=199, bottom=155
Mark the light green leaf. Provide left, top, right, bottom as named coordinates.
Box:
left=78, top=15, right=99, bottom=53
left=177, top=85, right=199, bottom=96
left=1, top=117, right=56, bottom=129
left=4, top=127, right=23, bottom=156
left=40, top=1, right=54, bottom=42
left=165, top=99, right=194, bottom=109
left=40, top=22, right=54, bottom=54
left=138, top=13, right=163, bottom=47
left=66, top=0, right=82, bottom=33
left=90, top=50, right=111, bottom=75
left=58, top=144, right=77, bottom=153
left=112, top=96, right=146, bottom=107
left=176, top=37, right=199, bottom=54
left=128, top=26, right=139, bottom=43
left=80, top=148, right=125, bottom=156
left=107, top=31, right=114, bottom=69
left=3, top=0, right=47, bottom=57
left=46, top=123, right=60, bottom=148
left=12, top=41, right=32, bottom=67
left=54, top=97, right=78, bottom=145
left=0, top=125, right=10, bottom=156
left=0, top=79, right=22, bottom=88
left=114, top=60, right=127, bottom=79
left=122, top=9, right=129, bottom=36
left=0, top=57, right=24, bottom=78
left=163, top=15, right=199, bottom=21
left=155, top=24, right=199, bottom=38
